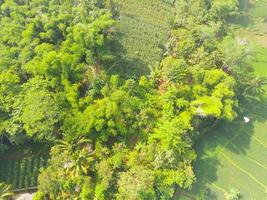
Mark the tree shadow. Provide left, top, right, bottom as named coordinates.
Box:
left=227, top=0, right=252, bottom=28
left=190, top=136, right=222, bottom=199
left=103, top=0, right=172, bottom=79
left=104, top=26, right=150, bottom=79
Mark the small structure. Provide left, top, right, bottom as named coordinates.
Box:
left=243, top=116, right=250, bottom=124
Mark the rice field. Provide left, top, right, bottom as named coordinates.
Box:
left=191, top=115, right=267, bottom=199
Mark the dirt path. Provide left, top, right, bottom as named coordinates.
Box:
left=13, top=192, right=35, bottom=200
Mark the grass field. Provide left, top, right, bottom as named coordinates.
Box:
left=190, top=1, right=267, bottom=199
left=191, top=115, right=267, bottom=199
left=0, top=144, right=49, bottom=190
left=246, top=0, right=267, bottom=34
left=112, top=0, right=174, bottom=76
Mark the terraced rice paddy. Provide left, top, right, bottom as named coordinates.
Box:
left=192, top=116, right=267, bottom=199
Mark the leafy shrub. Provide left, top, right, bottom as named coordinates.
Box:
left=33, top=191, right=47, bottom=200
left=224, top=188, right=240, bottom=200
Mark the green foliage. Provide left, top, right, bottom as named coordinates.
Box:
left=169, top=0, right=264, bottom=103
left=160, top=56, right=188, bottom=83
left=0, top=70, right=20, bottom=140
left=224, top=188, right=240, bottom=200
left=0, top=0, right=116, bottom=141
left=209, top=0, right=239, bottom=20
left=116, top=166, right=156, bottom=200
left=33, top=191, right=47, bottom=200
left=0, top=0, right=259, bottom=199
left=37, top=71, right=234, bottom=199
left=0, top=182, right=13, bottom=199
left=12, top=77, right=63, bottom=140
left=38, top=139, right=94, bottom=199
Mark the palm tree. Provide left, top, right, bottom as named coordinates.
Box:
left=52, top=136, right=92, bottom=153
left=52, top=136, right=95, bottom=176
left=0, top=182, right=13, bottom=199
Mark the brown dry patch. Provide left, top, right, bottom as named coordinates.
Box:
left=158, top=78, right=168, bottom=94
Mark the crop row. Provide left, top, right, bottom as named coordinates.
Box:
left=0, top=156, right=48, bottom=189
left=112, top=0, right=173, bottom=74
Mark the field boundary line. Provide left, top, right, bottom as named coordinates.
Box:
left=200, top=130, right=244, bottom=186
left=249, top=134, right=267, bottom=149
left=220, top=152, right=267, bottom=190
left=207, top=180, right=227, bottom=193
left=246, top=157, right=267, bottom=171
left=215, top=135, right=267, bottom=171
left=245, top=132, right=267, bottom=149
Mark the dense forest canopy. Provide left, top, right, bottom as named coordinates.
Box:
left=0, top=0, right=265, bottom=199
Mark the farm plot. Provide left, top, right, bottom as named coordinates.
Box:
left=191, top=117, right=267, bottom=200
left=0, top=156, right=48, bottom=189
left=113, top=0, right=174, bottom=76
left=0, top=144, right=49, bottom=190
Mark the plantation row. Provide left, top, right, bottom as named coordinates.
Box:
left=0, top=156, right=48, bottom=189
left=115, top=0, right=173, bottom=73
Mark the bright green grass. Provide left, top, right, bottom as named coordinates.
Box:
left=248, top=0, right=267, bottom=33
left=112, top=0, right=174, bottom=76
left=253, top=45, right=267, bottom=78
left=191, top=118, right=267, bottom=199
left=250, top=0, right=267, bottom=18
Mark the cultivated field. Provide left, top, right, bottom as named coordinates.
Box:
left=0, top=145, right=49, bottom=190
left=0, top=156, right=48, bottom=189
left=113, top=0, right=174, bottom=76
left=192, top=117, right=267, bottom=199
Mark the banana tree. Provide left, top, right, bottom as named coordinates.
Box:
left=52, top=136, right=95, bottom=177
